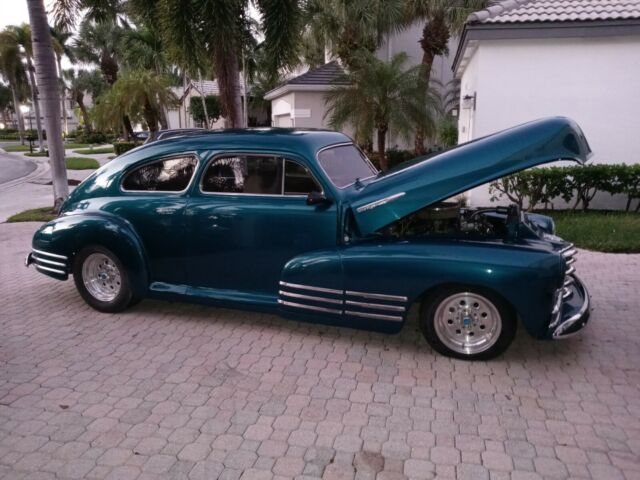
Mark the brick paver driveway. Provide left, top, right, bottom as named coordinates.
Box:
left=1, top=222, right=639, bottom=480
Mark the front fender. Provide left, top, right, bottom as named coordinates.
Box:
left=339, top=240, right=565, bottom=338
left=31, top=212, right=149, bottom=297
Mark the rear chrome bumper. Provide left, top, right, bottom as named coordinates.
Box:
left=25, top=248, right=69, bottom=280
left=550, top=274, right=590, bottom=339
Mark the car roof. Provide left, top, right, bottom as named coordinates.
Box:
left=117, top=128, right=353, bottom=168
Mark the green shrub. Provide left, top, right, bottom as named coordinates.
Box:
left=75, top=131, right=108, bottom=144
left=489, top=164, right=640, bottom=211
left=113, top=141, right=137, bottom=155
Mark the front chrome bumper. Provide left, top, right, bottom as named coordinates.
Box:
left=25, top=248, right=69, bottom=279
left=550, top=274, right=590, bottom=338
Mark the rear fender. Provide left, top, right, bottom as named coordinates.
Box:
left=31, top=212, right=148, bottom=297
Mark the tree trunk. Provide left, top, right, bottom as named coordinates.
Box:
left=57, top=56, right=68, bottom=135
left=76, top=97, right=91, bottom=133
left=214, top=48, right=242, bottom=128
left=143, top=99, right=159, bottom=133
left=159, top=108, right=168, bottom=130
left=10, top=84, right=26, bottom=144
left=26, top=55, right=45, bottom=150
left=415, top=12, right=450, bottom=155
left=26, top=0, right=69, bottom=210
left=123, top=115, right=134, bottom=141
left=198, top=73, right=210, bottom=128
left=377, top=126, right=388, bottom=171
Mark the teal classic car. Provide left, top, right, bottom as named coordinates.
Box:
left=27, top=117, right=591, bottom=360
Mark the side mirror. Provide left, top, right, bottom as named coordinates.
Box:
left=306, top=191, right=332, bottom=206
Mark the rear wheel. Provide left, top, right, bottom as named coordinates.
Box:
left=73, top=245, right=135, bottom=312
left=420, top=286, right=516, bottom=360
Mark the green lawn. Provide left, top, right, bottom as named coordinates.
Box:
left=2, top=144, right=30, bottom=152
left=547, top=210, right=640, bottom=253
left=66, top=157, right=99, bottom=169
left=25, top=151, right=49, bottom=157
left=73, top=146, right=114, bottom=154
left=7, top=207, right=56, bottom=223
left=63, top=142, right=91, bottom=149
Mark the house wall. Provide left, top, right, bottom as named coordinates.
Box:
left=458, top=35, right=640, bottom=208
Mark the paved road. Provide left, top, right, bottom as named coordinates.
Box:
left=0, top=151, right=37, bottom=185
left=1, top=221, right=639, bottom=479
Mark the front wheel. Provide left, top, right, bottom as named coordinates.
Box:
left=420, top=286, right=517, bottom=360
left=73, top=245, right=136, bottom=313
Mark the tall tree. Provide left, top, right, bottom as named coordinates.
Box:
left=26, top=0, right=69, bottom=210
left=405, top=0, right=487, bottom=153
left=64, top=68, right=106, bottom=132
left=5, top=25, right=45, bottom=149
left=126, top=0, right=302, bottom=128
left=0, top=36, right=29, bottom=143
left=325, top=53, right=436, bottom=171
left=93, top=69, right=178, bottom=133
left=50, top=26, right=76, bottom=134
left=303, top=0, right=405, bottom=70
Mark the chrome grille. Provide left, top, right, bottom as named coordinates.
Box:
left=561, top=244, right=577, bottom=299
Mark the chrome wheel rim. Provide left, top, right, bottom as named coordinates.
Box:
left=82, top=253, right=122, bottom=302
left=433, top=292, right=502, bottom=355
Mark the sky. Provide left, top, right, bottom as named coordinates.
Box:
left=1, top=1, right=60, bottom=29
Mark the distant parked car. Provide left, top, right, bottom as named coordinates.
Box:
left=27, top=118, right=591, bottom=359
left=133, top=131, right=150, bottom=141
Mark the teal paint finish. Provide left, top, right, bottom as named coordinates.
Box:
left=30, top=119, right=591, bottom=343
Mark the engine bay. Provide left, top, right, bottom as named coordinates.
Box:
left=380, top=202, right=514, bottom=239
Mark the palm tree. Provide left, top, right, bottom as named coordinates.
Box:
left=303, top=0, right=406, bottom=70
left=93, top=69, right=178, bottom=133
left=3, top=25, right=45, bottom=150
left=0, top=36, right=29, bottom=143
left=325, top=53, right=436, bottom=171
left=50, top=26, right=76, bottom=134
left=25, top=0, right=69, bottom=210
left=405, top=0, right=488, bottom=153
left=64, top=69, right=106, bottom=132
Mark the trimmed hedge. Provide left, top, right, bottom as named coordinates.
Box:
left=489, top=164, right=640, bottom=211
left=113, top=141, right=138, bottom=155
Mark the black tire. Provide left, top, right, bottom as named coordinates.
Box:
left=73, top=245, right=136, bottom=313
left=420, top=285, right=517, bottom=360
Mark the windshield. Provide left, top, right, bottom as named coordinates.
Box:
left=317, top=144, right=378, bottom=188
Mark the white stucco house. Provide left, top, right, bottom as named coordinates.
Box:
left=454, top=0, right=640, bottom=207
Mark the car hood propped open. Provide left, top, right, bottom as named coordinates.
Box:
left=350, top=117, right=591, bottom=236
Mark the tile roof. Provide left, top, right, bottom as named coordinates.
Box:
left=468, top=0, right=640, bottom=24
left=285, top=61, right=349, bottom=86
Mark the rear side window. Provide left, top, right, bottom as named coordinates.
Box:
left=202, top=155, right=321, bottom=195
left=122, top=156, right=197, bottom=192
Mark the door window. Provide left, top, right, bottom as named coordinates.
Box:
left=201, top=155, right=320, bottom=195
left=122, top=155, right=197, bottom=192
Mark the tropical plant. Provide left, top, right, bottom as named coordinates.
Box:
left=2, top=24, right=45, bottom=149
left=189, top=96, right=221, bottom=128
left=50, top=26, right=76, bottom=134
left=26, top=0, right=69, bottom=210
left=123, top=0, right=302, bottom=128
left=0, top=35, right=29, bottom=143
left=64, top=69, right=106, bottom=132
left=325, top=52, right=436, bottom=171
left=405, top=0, right=488, bottom=154
left=93, top=69, right=178, bottom=133
left=302, top=0, right=405, bottom=69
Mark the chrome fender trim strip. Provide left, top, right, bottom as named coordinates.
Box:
left=32, top=248, right=68, bottom=260
left=278, top=281, right=342, bottom=295
left=279, top=290, right=344, bottom=305
left=277, top=299, right=342, bottom=315
left=345, top=290, right=407, bottom=302
left=35, top=264, right=67, bottom=275
left=345, top=310, right=404, bottom=322
left=345, top=300, right=405, bottom=312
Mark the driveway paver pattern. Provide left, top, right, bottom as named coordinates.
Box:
left=1, top=222, right=639, bottom=479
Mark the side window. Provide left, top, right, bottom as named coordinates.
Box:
left=122, top=156, right=197, bottom=192
left=284, top=160, right=321, bottom=195
left=202, top=155, right=283, bottom=194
